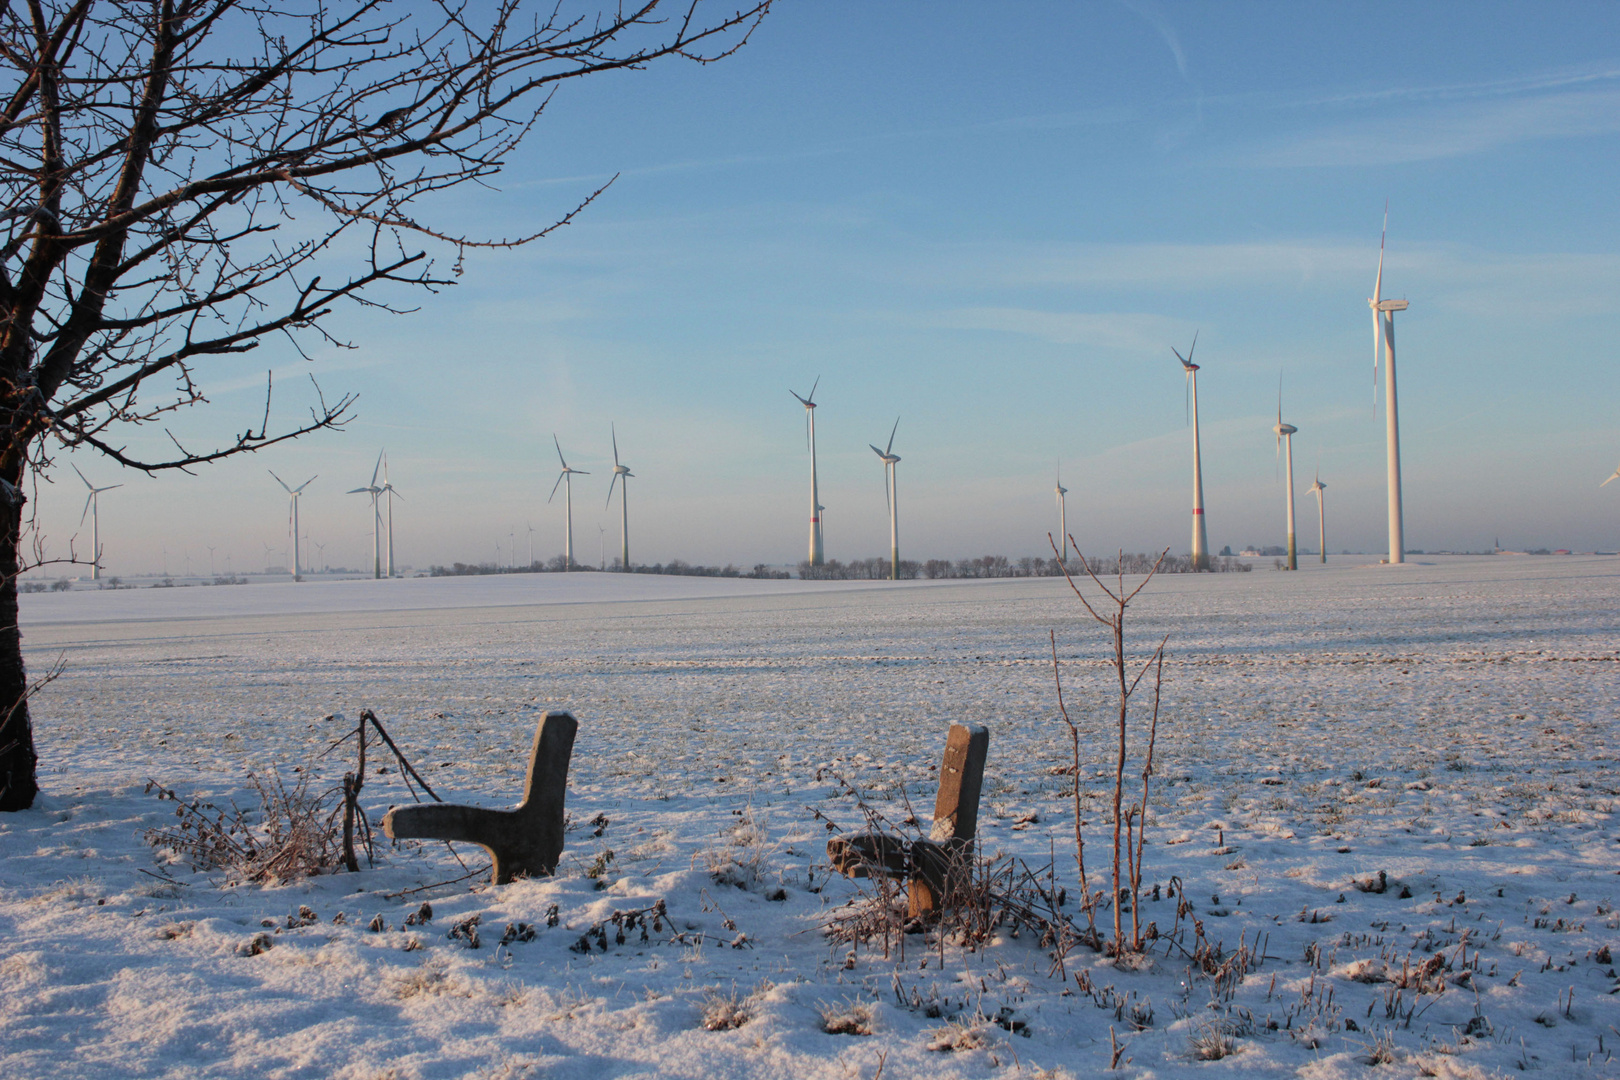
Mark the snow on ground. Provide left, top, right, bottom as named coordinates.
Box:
left=2, top=555, right=1617, bottom=1079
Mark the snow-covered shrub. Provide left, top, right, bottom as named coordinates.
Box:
left=820, top=996, right=878, bottom=1036
left=1188, top=1020, right=1237, bottom=1060
left=697, top=806, right=771, bottom=890
left=700, top=987, right=752, bottom=1031
left=926, top=1019, right=992, bottom=1052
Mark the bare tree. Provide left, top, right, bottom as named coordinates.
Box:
left=1049, top=535, right=1169, bottom=958
left=0, top=0, right=770, bottom=811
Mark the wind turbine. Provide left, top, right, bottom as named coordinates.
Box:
left=606, top=425, right=632, bottom=570
left=791, top=378, right=825, bottom=566
left=870, top=418, right=901, bottom=581
left=1173, top=333, right=1209, bottom=570
left=1273, top=387, right=1298, bottom=571
left=347, top=451, right=385, bottom=579
left=525, top=522, right=536, bottom=568
left=1370, top=208, right=1410, bottom=565
left=380, top=455, right=401, bottom=577
left=549, top=435, right=589, bottom=570
left=206, top=545, right=217, bottom=577
left=71, top=465, right=121, bottom=581
left=1309, top=468, right=1327, bottom=565
left=1055, top=464, right=1069, bottom=562
left=268, top=470, right=316, bottom=581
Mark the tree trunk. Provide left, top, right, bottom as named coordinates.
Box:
left=0, top=485, right=37, bottom=811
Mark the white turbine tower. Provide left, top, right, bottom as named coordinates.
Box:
left=1054, top=465, right=1069, bottom=562
left=606, top=425, right=633, bottom=571
left=1309, top=469, right=1327, bottom=565
left=1173, top=333, right=1209, bottom=570
left=791, top=378, right=825, bottom=566
left=71, top=465, right=121, bottom=581
left=268, top=470, right=316, bottom=581
left=380, top=455, right=401, bottom=578
left=347, top=451, right=385, bottom=579
left=870, top=418, right=901, bottom=580
left=1273, top=388, right=1298, bottom=571
left=549, top=435, right=589, bottom=570
left=1370, top=209, right=1409, bottom=565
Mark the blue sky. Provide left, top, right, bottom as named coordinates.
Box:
left=40, top=1, right=1620, bottom=575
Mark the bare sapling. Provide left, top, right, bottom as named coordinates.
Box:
left=1049, top=535, right=1170, bottom=958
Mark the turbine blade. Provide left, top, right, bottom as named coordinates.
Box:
left=268, top=469, right=291, bottom=493
left=612, top=425, right=620, bottom=468
left=606, top=471, right=618, bottom=508
left=870, top=444, right=885, bottom=458
left=885, top=416, right=899, bottom=456
left=1188, top=328, right=1197, bottom=362
left=1373, top=207, right=1386, bottom=413
left=575, top=469, right=591, bottom=476
left=548, top=471, right=565, bottom=503
left=808, top=374, right=819, bottom=403
left=371, top=449, right=383, bottom=488
left=554, top=434, right=567, bottom=468
left=1603, top=471, right=1620, bottom=488
left=295, top=475, right=317, bottom=493
left=78, top=491, right=93, bottom=527
left=72, top=463, right=94, bottom=490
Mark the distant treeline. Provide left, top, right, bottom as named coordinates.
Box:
left=428, top=559, right=789, bottom=579
left=797, top=553, right=1251, bottom=580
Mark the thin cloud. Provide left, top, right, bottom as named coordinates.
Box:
left=934, top=307, right=1191, bottom=353
left=1229, top=86, right=1620, bottom=167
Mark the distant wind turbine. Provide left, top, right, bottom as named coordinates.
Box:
left=268, top=470, right=316, bottom=581
left=1273, top=386, right=1298, bottom=571
left=791, top=377, right=825, bottom=566
left=526, top=523, right=536, bottom=568
left=1309, top=468, right=1327, bottom=565
left=71, top=465, right=121, bottom=581
left=380, top=455, right=401, bottom=577
left=1173, top=333, right=1209, bottom=570
left=1370, top=207, right=1410, bottom=565
left=1054, top=464, right=1069, bottom=562
left=870, top=418, right=901, bottom=580
left=606, top=425, right=633, bottom=570
left=549, top=435, right=590, bottom=570
left=347, top=450, right=385, bottom=579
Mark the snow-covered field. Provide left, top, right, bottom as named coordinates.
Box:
left=3, top=555, right=1617, bottom=1079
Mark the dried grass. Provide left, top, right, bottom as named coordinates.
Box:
left=144, top=769, right=342, bottom=884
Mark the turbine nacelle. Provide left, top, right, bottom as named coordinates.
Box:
left=1375, top=299, right=1409, bottom=312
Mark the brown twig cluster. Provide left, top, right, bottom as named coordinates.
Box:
left=1048, top=534, right=1170, bottom=959
left=143, top=768, right=342, bottom=884
left=145, top=704, right=441, bottom=882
